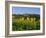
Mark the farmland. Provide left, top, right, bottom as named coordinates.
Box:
left=12, top=14, right=40, bottom=31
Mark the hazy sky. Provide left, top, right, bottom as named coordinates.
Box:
left=12, top=7, right=40, bottom=14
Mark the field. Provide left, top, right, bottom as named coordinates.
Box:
left=12, top=14, right=40, bottom=31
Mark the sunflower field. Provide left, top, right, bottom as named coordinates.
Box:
left=12, top=14, right=40, bottom=31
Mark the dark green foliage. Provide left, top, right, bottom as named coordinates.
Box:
left=12, top=14, right=40, bottom=31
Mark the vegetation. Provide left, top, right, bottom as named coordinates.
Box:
left=12, top=14, right=40, bottom=31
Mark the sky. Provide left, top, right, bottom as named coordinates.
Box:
left=12, top=7, right=40, bottom=14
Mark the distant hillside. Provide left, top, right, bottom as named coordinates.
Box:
left=12, top=13, right=40, bottom=16
left=12, top=14, right=40, bottom=18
